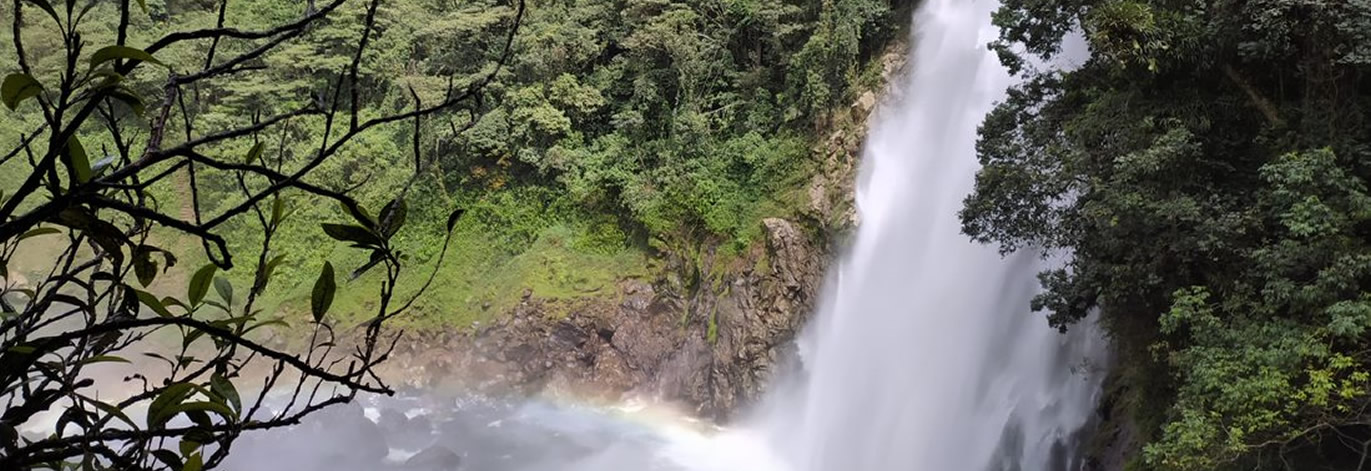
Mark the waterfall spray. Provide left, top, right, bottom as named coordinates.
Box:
left=753, top=1, right=1107, bottom=469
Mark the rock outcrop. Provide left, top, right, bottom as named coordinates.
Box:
left=383, top=217, right=824, bottom=419
left=648, top=217, right=824, bottom=417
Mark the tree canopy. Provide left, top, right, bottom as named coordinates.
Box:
left=965, top=0, right=1371, bottom=469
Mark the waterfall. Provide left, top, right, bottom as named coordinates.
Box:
left=754, top=0, right=1106, bottom=470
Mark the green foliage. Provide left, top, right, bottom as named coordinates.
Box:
left=1, top=73, right=41, bottom=110
left=225, top=0, right=895, bottom=327
left=311, top=261, right=337, bottom=323
left=968, top=1, right=1371, bottom=469
left=0, top=0, right=896, bottom=338
left=446, top=0, right=892, bottom=250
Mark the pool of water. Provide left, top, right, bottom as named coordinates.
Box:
left=222, top=392, right=782, bottom=471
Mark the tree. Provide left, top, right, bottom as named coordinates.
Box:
left=965, top=1, right=1371, bottom=470
left=0, top=0, right=523, bottom=469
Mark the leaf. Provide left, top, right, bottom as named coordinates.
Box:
left=446, top=208, right=466, bottom=232
left=187, top=264, right=216, bottom=306
left=350, top=250, right=386, bottom=281
left=211, top=315, right=255, bottom=330
left=106, top=88, right=146, bottom=115
left=89, top=70, right=125, bottom=88
left=341, top=201, right=376, bottom=228
left=91, top=272, right=120, bottom=283
left=310, top=262, right=336, bottom=323
left=50, top=294, right=89, bottom=310
left=243, top=318, right=289, bottom=335
left=321, top=223, right=383, bottom=247
left=182, top=452, right=203, bottom=471
left=179, top=439, right=199, bottom=456
left=57, top=406, right=91, bottom=436
left=90, top=155, right=117, bottom=177
left=146, top=383, right=195, bottom=427
left=1, top=73, right=42, bottom=110
left=151, top=450, right=181, bottom=470
left=183, top=329, right=205, bottom=348
left=162, top=297, right=189, bottom=313
left=257, top=254, right=287, bottom=290
left=17, top=227, right=61, bottom=241
left=209, top=373, right=241, bottom=414
left=89, top=45, right=164, bottom=68
left=185, top=414, right=213, bottom=433
left=380, top=198, right=407, bottom=239
left=134, top=248, right=157, bottom=287
left=65, top=136, right=92, bottom=184
left=181, top=428, right=211, bottom=452
left=266, top=255, right=287, bottom=273
left=23, top=0, right=60, bottom=24
left=203, top=300, right=230, bottom=313
left=142, top=352, right=174, bottom=368
left=159, top=250, right=178, bottom=272
left=244, top=142, right=264, bottom=165
left=213, top=277, right=233, bottom=305
left=52, top=208, right=127, bottom=270
left=119, top=285, right=140, bottom=318
left=165, top=401, right=235, bottom=423
left=79, top=355, right=130, bottom=365
left=270, top=197, right=284, bottom=226
left=88, top=399, right=136, bottom=429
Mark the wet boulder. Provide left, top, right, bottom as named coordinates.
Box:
left=380, top=408, right=434, bottom=450
left=403, top=445, right=462, bottom=470
left=379, top=408, right=410, bottom=431
left=309, top=402, right=389, bottom=467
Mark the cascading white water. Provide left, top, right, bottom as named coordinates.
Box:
left=752, top=0, right=1107, bottom=470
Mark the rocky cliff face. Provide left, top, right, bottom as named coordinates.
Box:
left=380, top=46, right=909, bottom=420
left=382, top=216, right=823, bottom=419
